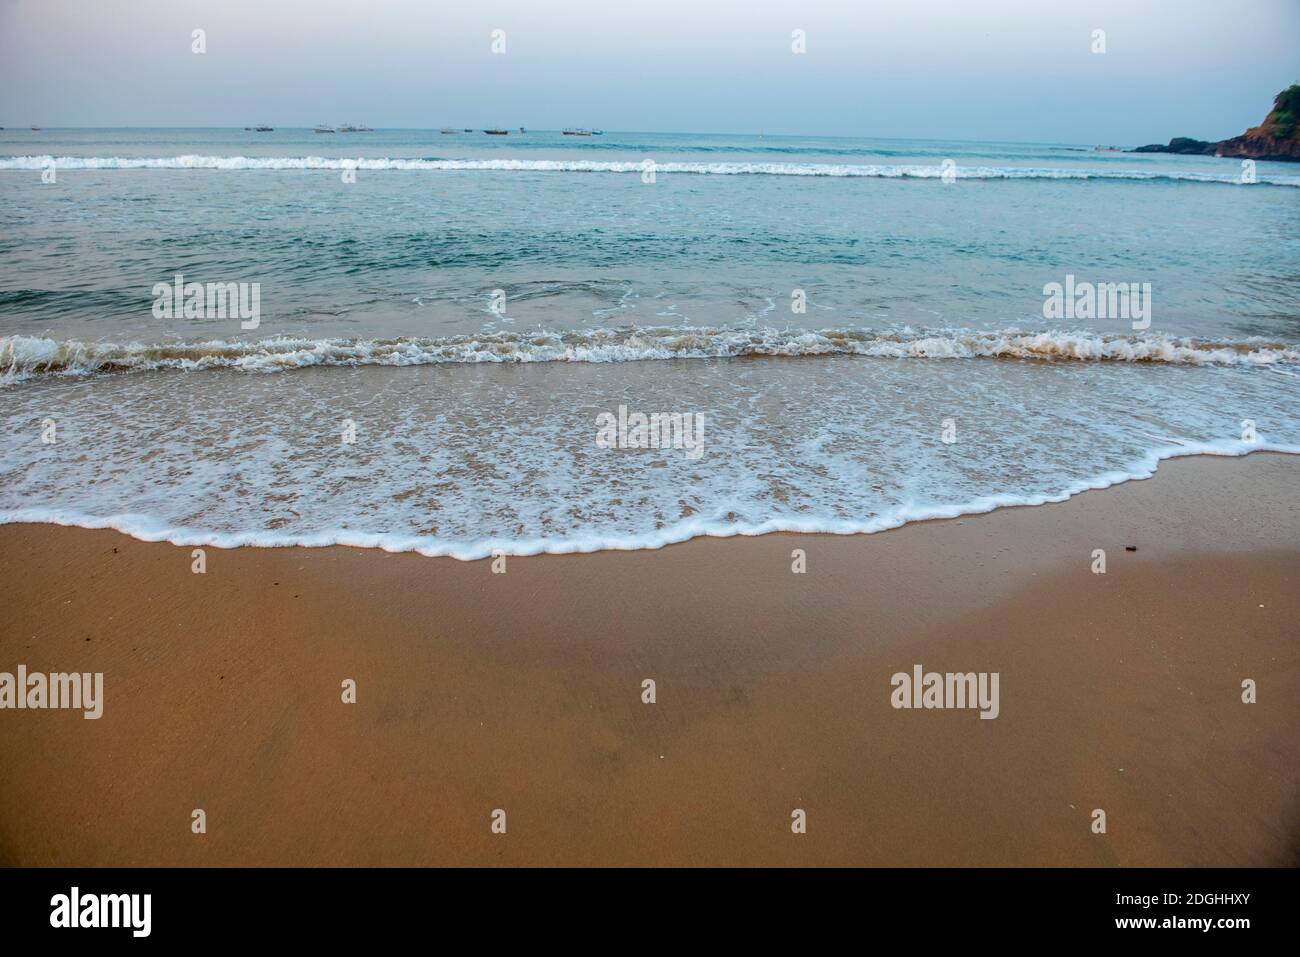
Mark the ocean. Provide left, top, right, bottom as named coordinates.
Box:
left=2, top=128, right=1298, bottom=558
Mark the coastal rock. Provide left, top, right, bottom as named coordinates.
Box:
left=1130, top=84, right=1299, bottom=162
left=1131, top=136, right=1215, bottom=155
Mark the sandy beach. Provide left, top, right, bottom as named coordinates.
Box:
left=0, top=451, right=1296, bottom=867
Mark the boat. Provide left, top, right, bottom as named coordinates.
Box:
left=483, top=129, right=509, bottom=135
left=519, top=127, right=526, bottom=133
left=253, top=124, right=273, bottom=132
left=338, top=123, right=361, bottom=133
left=463, top=128, right=472, bottom=132
left=440, top=128, right=461, bottom=134
left=313, top=125, right=335, bottom=133
left=591, top=129, right=604, bottom=135
left=562, top=128, right=592, bottom=136
left=30, top=126, right=41, bottom=131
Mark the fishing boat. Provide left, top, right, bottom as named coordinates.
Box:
left=313, top=125, right=335, bottom=133
left=483, top=129, right=509, bottom=135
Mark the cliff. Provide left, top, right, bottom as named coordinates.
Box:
left=1131, top=85, right=1300, bottom=162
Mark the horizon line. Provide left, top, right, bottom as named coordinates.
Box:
left=0, top=127, right=1141, bottom=149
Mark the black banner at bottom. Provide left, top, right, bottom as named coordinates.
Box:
left=0, top=867, right=1291, bottom=943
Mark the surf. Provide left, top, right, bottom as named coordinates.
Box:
left=3, top=327, right=1298, bottom=383
left=3, top=154, right=1299, bottom=187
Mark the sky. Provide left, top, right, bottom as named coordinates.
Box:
left=1, top=0, right=1297, bottom=143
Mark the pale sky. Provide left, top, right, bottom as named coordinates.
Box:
left=1, top=0, right=1296, bottom=142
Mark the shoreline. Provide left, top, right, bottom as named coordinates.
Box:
left=1, top=445, right=1296, bottom=561
left=0, top=452, right=1297, bottom=866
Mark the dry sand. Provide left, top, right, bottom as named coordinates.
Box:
left=0, top=452, right=1296, bottom=866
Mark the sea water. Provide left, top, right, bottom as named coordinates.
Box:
left=1, top=128, right=1297, bottom=557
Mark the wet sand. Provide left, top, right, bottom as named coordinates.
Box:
left=0, top=452, right=1296, bottom=866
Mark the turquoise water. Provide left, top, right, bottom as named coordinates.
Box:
left=1, top=129, right=1297, bottom=556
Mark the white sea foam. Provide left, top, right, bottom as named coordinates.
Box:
left=3, top=328, right=1298, bottom=383
left=1, top=442, right=1294, bottom=560
left=3, top=155, right=1298, bottom=186
left=3, top=334, right=1296, bottom=561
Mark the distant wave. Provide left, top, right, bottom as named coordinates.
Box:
left=5, top=327, right=1298, bottom=382
left=2, top=155, right=1297, bottom=186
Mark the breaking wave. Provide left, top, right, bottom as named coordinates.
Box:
left=3, top=155, right=1298, bottom=186
left=4, top=327, right=1299, bottom=382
